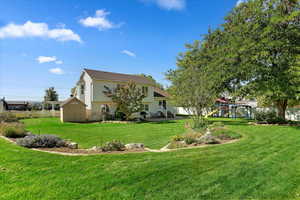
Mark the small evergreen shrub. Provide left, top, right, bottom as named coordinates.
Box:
left=101, top=140, right=125, bottom=152
left=16, top=134, right=66, bottom=148
left=0, top=123, right=26, bottom=138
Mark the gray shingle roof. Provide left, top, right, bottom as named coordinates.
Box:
left=84, top=68, right=156, bottom=85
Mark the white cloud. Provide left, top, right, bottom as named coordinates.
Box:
left=49, top=67, right=64, bottom=75
left=236, top=0, right=247, bottom=6
left=55, top=60, right=63, bottom=65
left=79, top=9, right=121, bottom=31
left=0, top=21, right=81, bottom=43
left=142, top=0, right=185, bottom=10
left=37, top=56, right=57, bottom=63
left=121, top=50, right=136, bottom=57
left=36, top=56, right=64, bottom=64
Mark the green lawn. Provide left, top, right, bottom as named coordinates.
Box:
left=22, top=118, right=186, bottom=149
left=1, top=118, right=300, bottom=199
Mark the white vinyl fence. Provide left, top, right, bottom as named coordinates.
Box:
left=175, top=107, right=300, bottom=121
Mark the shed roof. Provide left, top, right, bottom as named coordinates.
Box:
left=60, top=97, right=86, bottom=107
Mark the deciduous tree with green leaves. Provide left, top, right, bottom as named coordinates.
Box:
left=166, top=39, right=223, bottom=128
left=103, top=81, right=145, bottom=120
left=220, top=0, right=300, bottom=119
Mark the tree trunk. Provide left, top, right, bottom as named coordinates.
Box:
left=276, top=99, right=288, bottom=120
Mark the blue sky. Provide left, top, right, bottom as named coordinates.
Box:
left=0, top=0, right=240, bottom=101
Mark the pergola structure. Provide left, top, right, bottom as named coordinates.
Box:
left=43, top=101, right=63, bottom=111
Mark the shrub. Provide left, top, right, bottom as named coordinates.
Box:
left=172, top=135, right=184, bottom=142
left=182, top=130, right=203, bottom=145
left=184, top=137, right=197, bottom=145
left=0, top=123, right=26, bottom=138
left=101, top=140, right=125, bottom=152
left=255, top=110, right=286, bottom=124
left=168, top=141, right=187, bottom=149
left=16, top=134, right=66, bottom=148
left=115, top=111, right=126, bottom=121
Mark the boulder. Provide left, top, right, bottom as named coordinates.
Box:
left=197, top=131, right=219, bottom=144
left=90, top=146, right=102, bottom=151
left=125, top=143, right=144, bottom=150
left=25, top=132, right=34, bottom=136
left=67, top=142, right=78, bottom=149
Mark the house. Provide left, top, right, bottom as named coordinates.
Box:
left=71, top=68, right=175, bottom=121
left=0, top=98, right=30, bottom=111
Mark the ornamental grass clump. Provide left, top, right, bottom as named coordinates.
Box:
left=0, top=122, right=26, bottom=138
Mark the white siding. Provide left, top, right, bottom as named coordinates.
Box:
left=92, top=80, right=154, bottom=103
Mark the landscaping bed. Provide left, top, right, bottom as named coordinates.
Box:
left=1, top=119, right=241, bottom=155
left=168, top=122, right=241, bottom=149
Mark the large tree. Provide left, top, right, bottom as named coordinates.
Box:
left=103, top=81, right=145, bottom=120
left=220, top=0, right=300, bottom=119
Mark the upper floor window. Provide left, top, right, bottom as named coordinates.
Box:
left=142, top=86, right=148, bottom=97
left=80, top=84, right=85, bottom=95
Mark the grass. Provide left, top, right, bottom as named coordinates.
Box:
left=21, top=118, right=186, bottom=149
left=1, top=118, right=300, bottom=199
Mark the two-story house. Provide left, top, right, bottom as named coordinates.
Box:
left=72, top=68, right=175, bottom=121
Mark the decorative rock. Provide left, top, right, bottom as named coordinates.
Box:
left=125, top=143, right=144, bottom=150
left=197, top=130, right=219, bottom=144
left=90, top=146, right=102, bottom=151
left=68, top=142, right=78, bottom=149
left=25, top=132, right=34, bottom=136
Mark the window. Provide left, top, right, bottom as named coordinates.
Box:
left=141, top=104, right=149, bottom=111
left=80, top=84, right=85, bottom=95
left=142, top=86, right=148, bottom=97
left=159, top=100, right=166, bottom=109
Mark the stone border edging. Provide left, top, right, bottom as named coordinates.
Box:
left=0, top=135, right=240, bottom=156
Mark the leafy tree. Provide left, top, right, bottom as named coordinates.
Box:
left=166, top=40, right=222, bottom=128
left=103, top=81, right=145, bottom=120
left=219, top=0, right=300, bottom=119
left=44, top=87, right=59, bottom=110
left=138, top=74, right=165, bottom=90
